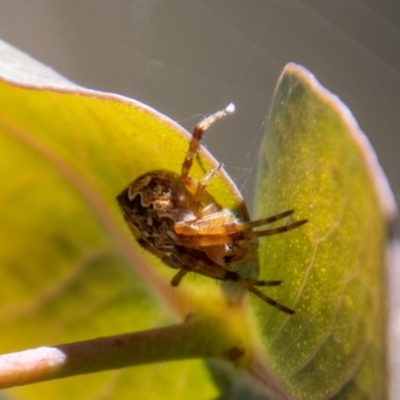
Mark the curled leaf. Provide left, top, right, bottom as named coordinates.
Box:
left=0, top=39, right=245, bottom=400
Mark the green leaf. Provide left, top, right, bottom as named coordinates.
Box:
left=0, top=39, right=247, bottom=399
left=254, top=63, right=396, bottom=399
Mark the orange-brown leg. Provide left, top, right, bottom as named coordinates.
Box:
left=174, top=217, right=308, bottom=248
left=181, top=104, right=234, bottom=190
left=192, top=163, right=222, bottom=218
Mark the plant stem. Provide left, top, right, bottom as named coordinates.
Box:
left=0, top=315, right=241, bottom=389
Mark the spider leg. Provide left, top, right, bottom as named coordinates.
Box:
left=243, top=219, right=308, bottom=239
left=169, top=247, right=293, bottom=313
left=181, top=104, right=234, bottom=191
left=251, top=279, right=282, bottom=287
left=170, top=269, right=189, bottom=287
left=192, top=163, right=223, bottom=218
left=174, top=218, right=307, bottom=248
left=240, top=209, right=295, bottom=229
left=221, top=271, right=293, bottom=313
left=237, top=278, right=295, bottom=314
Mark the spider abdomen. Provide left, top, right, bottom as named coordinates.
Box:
left=117, top=170, right=200, bottom=252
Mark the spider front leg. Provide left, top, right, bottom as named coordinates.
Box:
left=181, top=104, right=234, bottom=201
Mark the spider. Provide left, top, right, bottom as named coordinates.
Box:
left=117, top=104, right=307, bottom=314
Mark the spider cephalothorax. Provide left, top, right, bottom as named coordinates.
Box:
left=117, top=104, right=307, bottom=314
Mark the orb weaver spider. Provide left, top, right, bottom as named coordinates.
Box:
left=117, top=104, right=307, bottom=314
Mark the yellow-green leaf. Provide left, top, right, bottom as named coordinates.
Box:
left=0, top=39, right=248, bottom=400
left=254, top=63, right=397, bottom=399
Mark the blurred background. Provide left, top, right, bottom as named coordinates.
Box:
left=0, top=0, right=399, bottom=212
